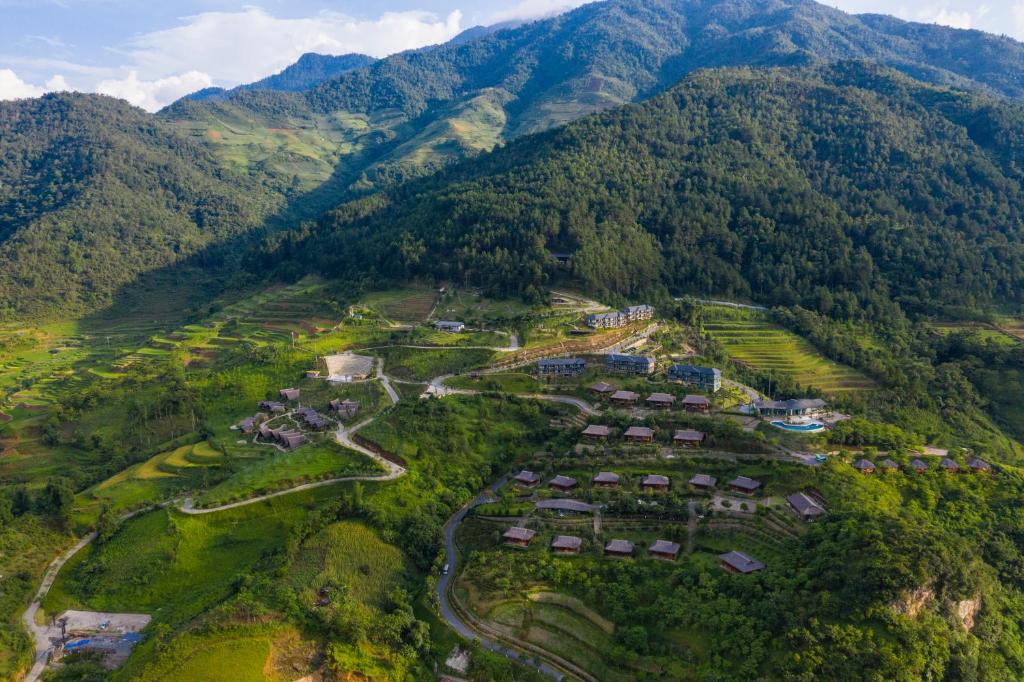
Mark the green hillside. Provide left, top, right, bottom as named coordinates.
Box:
left=289, top=62, right=1024, bottom=317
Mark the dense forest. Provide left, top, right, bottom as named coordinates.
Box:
left=0, top=94, right=286, bottom=319
left=273, top=63, right=1024, bottom=317
left=182, top=53, right=376, bottom=102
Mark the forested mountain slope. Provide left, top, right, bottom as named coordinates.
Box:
left=275, top=62, right=1024, bottom=317
left=183, top=52, right=376, bottom=102
left=163, top=0, right=1024, bottom=192
left=0, top=94, right=282, bottom=319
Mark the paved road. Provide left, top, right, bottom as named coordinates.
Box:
left=437, top=478, right=566, bottom=681
left=423, top=375, right=601, bottom=416
left=376, top=358, right=400, bottom=404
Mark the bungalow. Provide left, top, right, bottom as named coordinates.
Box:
left=537, top=357, right=586, bottom=377
left=513, top=470, right=541, bottom=488
left=503, top=527, right=536, bottom=548
left=237, top=417, right=257, bottom=434
left=674, top=429, right=706, bottom=448
left=787, top=492, right=826, bottom=522
left=590, top=382, right=617, bottom=396
left=968, top=457, right=991, bottom=473
left=753, top=398, right=827, bottom=417
left=296, top=407, right=329, bottom=431
left=880, top=458, right=901, bottom=472
left=718, top=550, right=765, bottom=574
left=853, top=459, right=876, bottom=474
left=610, top=390, right=640, bottom=405
left=689, top=473, right=717, bottom=490
left=275, top=429, right=306, bottom=450
left=729, top=476, right=762, bottom=494
left=624, top=426, right=655, bottom=443
left=258, top=422, right=274, bottom=440
left=681, top=395, right=711, bottom=413
left=330, top=399, right=359, bottom=418
left=605, top=354, right=656, bottom=376
left=551, top=535, right=583, bottom=555
left=592, top=471, right=620, bottom=488
left=280, top=388, right=300, bottom=401
left=910, top=458, right=928, bottom=473
left=648, top=540, right=682, bottom=561
left=668, top=365, right=722, bottom=393
left=259, top=400, right=287, bottom=413
left=434, top=320, right=466, bottom=333
left=581, top=424, right=611, bottom=440
left=641, top=474, right=670, bottom=492
left=645, top=392, right=676, bottom=409
left=604, top=539, right=635, bottom=558
left=940, top=457, right=960, bottom=473
left=549, top=475, right=578, bottom=493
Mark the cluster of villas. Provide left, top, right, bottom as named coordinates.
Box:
left=581, top=423, right=709, bottom=445
left=512, top=469, right=764, bottom=496
left=500, top=526, right=764, bottom=574
left=850, top=455, right=991, bottom=475
left=585, top=304, right=655, bottom=329
left=589, top=386, right=713, bottom=413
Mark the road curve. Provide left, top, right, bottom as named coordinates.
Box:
left=437, top=479, right=567, bottom=681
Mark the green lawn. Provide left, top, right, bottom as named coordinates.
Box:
left=373, top=346, right=495, bottom=381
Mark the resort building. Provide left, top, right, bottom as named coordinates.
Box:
left=681, top=395, right=711, bottom=413
left=787, top=492, right=826, bottom=522
left=592, top=471, right=621, bottom=488
left=624, top=426, right=655, bottom=443
left=674, top=429, right=706, bottom=448
left=581, top=424, right=611, bottom=440
left=853, top=459, right=876, bottom=474
left=718, top=551, right=765, bottom=574
left=279, top=388, right=300, bottom=401
left=329, top=399, right=359, bottom=418
left=605, top=354, right=656, bottom=375
left=668, top=365, right=722, bottom=393
left=940, top=457, right=960, bottom=473
left=641, top=474, right=670, bottom=492
left=753, top=398, right=827, bottom=417
left=513, top=470, right=541, bottom=488
left=604, top=539, right=635, bottom=558
left=549, top=475, right=578, bottom=492
left=880, top=458, right=900, bottom=472
left=689, top=473, right=717, bottom=490
left=551, top=535, right=583, bottom=555
left=610, top=390, right=640, bottom=405
left=434, top=320, right=466, bottom=333
left=537, top=357, right=586, bottom=377
left=648, top=540, right=682, bottom=561
left=503, top=527, right=536, bottom=547
left=259, top=400, right=286, bottom=413
left=590, top=382, right=616, bottom=396
left=586, top=305, right=654, bottom=329
left=910, top=459, right=928, bottom=473
left=645, top=392, right=676, bottom=409
left=729, top=476, right=762, bottom=494
left=968, top=457, right=991, bottom=473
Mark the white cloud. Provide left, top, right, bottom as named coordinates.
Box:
left=0, top=68, right=45, bottom=100
left=120, top=7, right=463, bottom=88
left=485, top=0, right=591, bottom=25
left=915, top=6, right=974, bottom=29
left=96, top=70, right=212, bottom=111
left=1014, top=3, right=1024, bottom=37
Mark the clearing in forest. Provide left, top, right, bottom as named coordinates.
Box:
left=703, top=308, right=875, bottom=394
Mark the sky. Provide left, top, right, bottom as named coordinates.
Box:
left=1, top=0, right=1022, bottom=111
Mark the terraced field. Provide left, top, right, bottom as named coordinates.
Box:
left=360, top=288, right=440, bottom=322
left=704, top=308, right=875, bottom=395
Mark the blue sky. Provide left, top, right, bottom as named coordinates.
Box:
left=1, top=0, right=1022, bottom=111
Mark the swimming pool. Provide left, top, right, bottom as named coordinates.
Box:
left=771, top=420, right=825, bottom=432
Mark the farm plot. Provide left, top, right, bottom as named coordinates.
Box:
left=704, top=309, right=875, bottom=394
left=360, top=288, right=440, bottom=323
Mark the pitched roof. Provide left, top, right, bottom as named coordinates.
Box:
left=503, top=527, right=536, bottom=542
left=729, top=476, right=761, bottom=491
left=551, top=535, right=583, bottom=550
left=604, top=539, right=634, bottom=554
left=581, top=424, right=611, bottom=437
left=549, top=475, right=578, bottom=488
left=592, top=471, right=620, bottom=484
left=968, top=457, right=991, bottom=471
left=610, top=390, right=639, bottom=401
left=646, top=392, right=675, bottom=403
left=642, top=474, right=670, bottom=486
left=536, top=499, right=599, bottom=513
left=853, top=458, right=876, bottom=470
left=682, top=394, right=711, bottom=405
left=940, top=457, right=960, bottom=470
left=513, top=470, right=541, bottom=484
left=689, top=473, right=717, bottom=487
left=674, top=429, right=705, bottom=441
left=649, top=540, right=681, bottom=556
left=787, top=492, right=825, bottom=516
left=590, top=381, right=616, bottom=393
left=880, top=458, right=900, bottom=469
left=624, top=425, right=655, bottom=438
left=718, top=550, right=765, bottom=573
left=910, top=458, right=928, bottom=470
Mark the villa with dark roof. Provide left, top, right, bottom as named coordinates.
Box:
left=537, top=357, right=586, bottom=377
left=729, top=476, right=761, bottom=494
left=513, top=470, right=541, bottom=487
left=674, top=429, right=706, bottom=448
left=787, top=492, right=826, bottom=522
left=719, top=550, right=765, bottom=574
left=549, top=475, right=578, bottom=492
left=592, top=471, right=620, bottom=488
left=624, top=426, right=655, bottom=443
left=689, top=473, right=717, bottom=490
left=641, top=474, right=670, bottom=492
left=604, top=539, right=635, bottom=557
left=605, top=354, right=655, bottom=375
left=551, top=535, right=583, bottom=554
left=503, top=527, right=536, bottom=547
left=648, top=540, right=681, bottom=561
left=681, top=395, right=711, bottom=413
left=668, top=364, right=722, bottom=393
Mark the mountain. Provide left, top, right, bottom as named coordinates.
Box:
left=162, top=0, right=1024, bottom=195
left=182, top=52, right=376, bottom=102
left=278, top=62, right=1024, bottom=317
left=0, top=93, right=283, bottom=319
